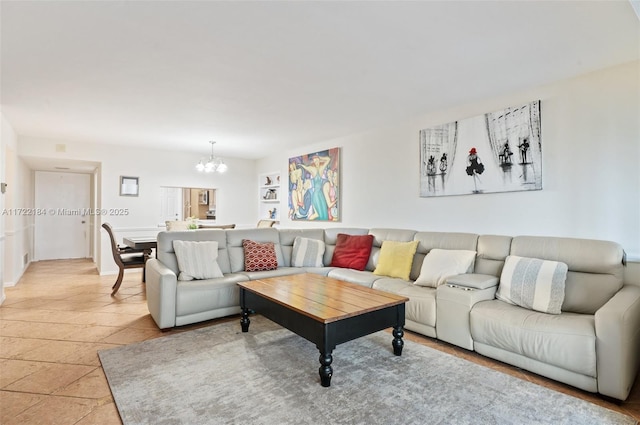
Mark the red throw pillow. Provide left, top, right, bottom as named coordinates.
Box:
left=243, top=239, right=278, bottom=272
left=330, top=233, right=374, bottom=271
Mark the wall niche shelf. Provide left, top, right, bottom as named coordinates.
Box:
left=259, top=172, right=280, bottom=221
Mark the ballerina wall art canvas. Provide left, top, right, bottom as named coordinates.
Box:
left=288, top=147, right=340, bottom=221
left=419, top=100, right=542, bottom=197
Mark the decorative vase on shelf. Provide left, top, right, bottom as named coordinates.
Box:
left=263, top=188, right=277, bottom=200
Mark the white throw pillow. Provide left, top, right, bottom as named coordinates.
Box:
left=173, top=240, right=224, bottom=281
left=291, top=237, right=325, bottom=267
left=496, top=255, right=568, bottom=315
left=414, top=249, right=476, bottom=287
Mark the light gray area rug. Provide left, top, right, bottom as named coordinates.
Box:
left=99, top=316, right=636, bottom=425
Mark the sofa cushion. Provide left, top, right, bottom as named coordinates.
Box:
left=238, top=267, right=305, bottom=281
left=368, top=228, right=418, bottom=272
left=330, top=233, right=374, bottom=271
left=157, top=229, right=231, bottom=275
left=509, top=236, right=624, bottom=314
left=322, top=228, right=370, bottom=267
left=414, top=249, right=476, bottom=287
left=175, top=276, right=242, bottom=316
left=373, top=240, right=419, bottom=280
left=172, top=240, right=224, bottom=281
left=412, top=231, right=479, bottom=281
left=327, top=268, right=381, bottom=287
left=278, top=229, right=325, bottom=267
left=373, top=278, right=437, bottom=329
left=227, top=228, right=283, bottom=273
left=497, top=255, right=568, bottom=315
left=291, top=236, right=325, bottom=267
left=475, top=234, right=512, bottom=276
left=470, top=300, right=596, bottom=377
left=242, top=239, right=278, bottom=272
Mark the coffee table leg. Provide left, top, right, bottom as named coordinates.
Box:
left=319, top=352, right=333, bottom=387
left=241, top=308, right=251, bottom=333
left=392, top=326, right=404, bottom=356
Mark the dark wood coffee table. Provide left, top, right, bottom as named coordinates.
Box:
left=238, top=273, right=408, bottom=387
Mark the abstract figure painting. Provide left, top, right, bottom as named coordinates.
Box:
left=420, top=101, right=542, bottom=197
left=288, top=147, right=340, bottom=221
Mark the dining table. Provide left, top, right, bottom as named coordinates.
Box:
left=122, top=236, right=157, bottom=252
left=122, top=236, right=157, bottom=282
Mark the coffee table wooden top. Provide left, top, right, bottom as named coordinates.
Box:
left=238, top=273, right=408, bottom=324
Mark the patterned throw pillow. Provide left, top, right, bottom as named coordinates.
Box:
left=496, top=255, right=568, bottom=315
left=329, top=233, right=374, bottom=271
left=172, top=240, right=224, bottom=281
left=243, top=239, right=278, bottom=272
left=291, top=237, right=325, bottom=267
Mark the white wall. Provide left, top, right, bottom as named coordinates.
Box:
left=0, top=114, right=9, bottom=303
left=1, top=113, right=35, bottom=299
left=17, top=139, right=256, bottom=274
left=257, top=61, right=640, bottom=281
left=6, top=61, right=639, bottom=283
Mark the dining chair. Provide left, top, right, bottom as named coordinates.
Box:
left=102, top=222, right=146, bottom=296
left=199, top=223, right=236, bottom=229
left=257, top=220, right=276, bottom=228
left=165, top=220, right=190, bottom=231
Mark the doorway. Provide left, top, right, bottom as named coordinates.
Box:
left=34, top=171, right=91, bottom=260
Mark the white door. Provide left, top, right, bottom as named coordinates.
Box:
left=160, top=187, right=183, bottom=223
left=35, top=171, right=91, bottom=260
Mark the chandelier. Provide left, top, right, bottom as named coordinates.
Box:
left=196, top=141, right=228, bottom=173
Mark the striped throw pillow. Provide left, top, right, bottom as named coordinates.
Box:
left=291, top=237, right=325, bottom=267
left=173, top=240, right=224, bottom=281
left=497, top=255, right=568, bottom=315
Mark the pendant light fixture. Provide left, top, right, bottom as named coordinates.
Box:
left=196, top=141, right=228, bottom=173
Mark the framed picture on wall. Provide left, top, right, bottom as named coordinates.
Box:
left=419, top=100, right=542, bottom=197
left=120, top=176, right=139, bottom=197
left=288, top=147, right=340, bottom=221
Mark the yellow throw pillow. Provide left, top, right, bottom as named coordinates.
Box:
left=373, top=240, right=419, bottom=280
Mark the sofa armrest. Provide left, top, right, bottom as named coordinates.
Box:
left=437, top=283, right=498, bottom=350
left=595, top=284, right=640, bottom=400
left=446, top=273, right=499, bottom=290
left=145, top=259, right=178, bottom=329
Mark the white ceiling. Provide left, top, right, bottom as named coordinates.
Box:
left=2, top=1, right=639, bottom=161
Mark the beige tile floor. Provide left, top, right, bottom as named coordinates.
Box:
left=1, top=259, right=639, bottom=424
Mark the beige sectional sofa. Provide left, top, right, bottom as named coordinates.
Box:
left=145, top=227, right=640, bottom=400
